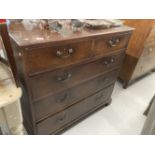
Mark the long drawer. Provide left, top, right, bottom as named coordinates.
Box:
left=34, top=69, right=119, bottom=121
left=24, top=33, right=129, bottom=76
left=29, top=52, right=124, bottom=101
left=37, top=84, right=114, bottom=135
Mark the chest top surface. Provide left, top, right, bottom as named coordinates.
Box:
left=8, top=20, right=134, bottom=48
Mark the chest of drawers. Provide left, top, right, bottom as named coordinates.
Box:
left=8, top=21, right=133, bottom=134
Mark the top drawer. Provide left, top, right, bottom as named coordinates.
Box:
left=92, top=33, right=130, bottom=55
left=24, top=39, right=92, bottom=75
left=23, top=34, right=130, bottom=76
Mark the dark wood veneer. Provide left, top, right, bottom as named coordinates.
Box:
left=8, top=21, right=133, bottom=134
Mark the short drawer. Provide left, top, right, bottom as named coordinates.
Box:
left=37, top=85, right=114, bottom=134
left=34, top=69, right=119, bottom=121
left=24, top=39, right=92, bottom=75
left=92, top=33, right=130, bottom=55
left=30, top=52, right=124, bottom=100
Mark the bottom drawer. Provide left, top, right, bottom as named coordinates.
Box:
left=37, top=85, right=114, bottom=134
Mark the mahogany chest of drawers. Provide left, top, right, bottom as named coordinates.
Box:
left=8, top=21, right=133, bottom=134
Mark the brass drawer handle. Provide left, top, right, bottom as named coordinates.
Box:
left=108, top=38, right=120, bottom=47
left=103, top=58, right=115, bottom=66
left=56, top=48, right=74, bottom=58
left=57, top=73, right=72, bottom=82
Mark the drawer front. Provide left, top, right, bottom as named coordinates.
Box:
left=30, top=52, right=124, bottom=100
left=139, top=45, right=155, bottom=70
left=133, top=64, right=149, bottom=80
left=92, top=34, right=130, bottom=55
left=132, top=56, right=155, bottom=80
left=37, top=85, right=114, bottom=134
left=133, top=44, right=155, bottom=80
left=132, top=64, right=145, bottom=80
left=34, top=69, right=119, bottom=121
left=25, top=40, right=92, bottom=75
left=142, top=44, right=155, bottom=58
